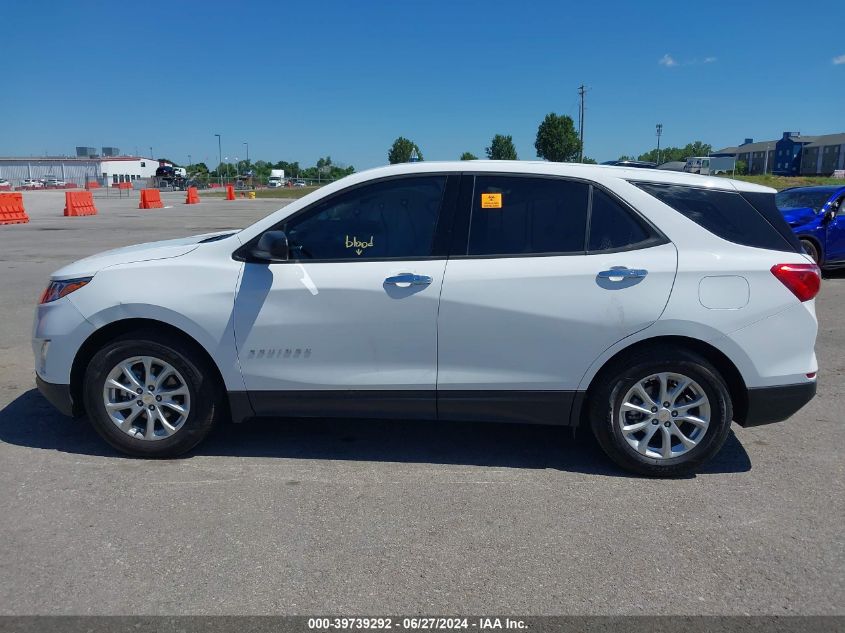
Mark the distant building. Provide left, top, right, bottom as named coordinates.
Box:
left=0, top=155, right=161, bottom=187
left=714, top=132, right=845, bottom=176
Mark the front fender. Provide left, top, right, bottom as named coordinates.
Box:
left=66, top=252, right=246, bottom=392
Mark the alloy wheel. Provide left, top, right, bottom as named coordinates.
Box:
left=101, top=356, right=191, bottom=441
left=618, top=372, right=711, bottom=459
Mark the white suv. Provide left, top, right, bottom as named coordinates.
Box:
left=32, top=162, right=819, bottom=476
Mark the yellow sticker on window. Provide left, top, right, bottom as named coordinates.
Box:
left=481, top=192, right=502, bottom=209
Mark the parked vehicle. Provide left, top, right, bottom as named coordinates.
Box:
left=154, top=165, right=185, bottom=190
left=0, top=178, right=11, bottom=190
left=601, top=160, right=657, bottom=169
left=294, top=180, right=307, bottom=187
left=683, top=156, right=735, bottom=176
left=21, top=179, right=43, bottom=188
left=33, top=162, right=819, bottom=476
left=776, top=185, right=845, bottom=268
left=268, top=169, right=285, bottom=188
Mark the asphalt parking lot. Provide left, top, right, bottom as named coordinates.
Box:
left=0, top=190, right=842, bottom=615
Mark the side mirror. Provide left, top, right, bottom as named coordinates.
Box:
left=824, top=208, right=836, bottom=223
left=251, top=230, right=289, bottom=262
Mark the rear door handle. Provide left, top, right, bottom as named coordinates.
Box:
left=384, top=273, right=433, bottom=286
left=597, top=267, right=648, bottom=280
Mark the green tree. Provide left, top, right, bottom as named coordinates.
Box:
left=734, top=159, right=747, bottom=175
left=582, top=156, right=597, bottom=164
left=683, top=141, right=712, bottom=158
left=188, top=162, right=209, bottom=174
left=388, top=137, right=423, bottom=164
left=486, top=134, right=517, bottom=160
left=460, top=151, right=478, bottom=160
left=251, top=160, right=273, bottom=181
left=534, top=113, right=581, bottom=162
left=638, top=141, right=712, bottom=164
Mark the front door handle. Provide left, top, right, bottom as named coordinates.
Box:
left=597, top=267, right=648, bottom=280
left=384, top=273, right=433, bottom=286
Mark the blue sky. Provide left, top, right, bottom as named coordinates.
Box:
left=2, top=0, right=844, bottom=168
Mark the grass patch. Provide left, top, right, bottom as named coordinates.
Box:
left=203, top=186, right=323, bottom=199
left=720, top=174, right=845, bottom=191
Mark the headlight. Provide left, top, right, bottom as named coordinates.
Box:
left=39, top=277, right=92, bottom=304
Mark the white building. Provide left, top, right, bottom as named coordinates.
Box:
left=0, top=156, right=162, bottom=187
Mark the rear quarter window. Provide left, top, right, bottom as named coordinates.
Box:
left=633, top=182, right=800, bottom=253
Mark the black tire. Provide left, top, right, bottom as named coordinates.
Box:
left=588, top=346, right=733, bottom=477
left=82, top=330, right=223, bottom=457
left=800, top=238, right=820, bottom=265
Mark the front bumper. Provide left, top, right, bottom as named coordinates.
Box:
left=32, top=296, right=95, bottom=385
left=738, top=381, right=817, bottom=427
left=35, top=374, right=78, bottom=417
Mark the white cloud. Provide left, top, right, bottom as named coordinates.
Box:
left=659, top=54, right=678, bottom=67
left=704, top=56, right=717, bottom=63
left=833, top=54, right=845, bottom=65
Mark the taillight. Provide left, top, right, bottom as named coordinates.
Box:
left=770, top=263, right=821, bottom=302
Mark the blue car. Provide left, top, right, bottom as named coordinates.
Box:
left=776, top=185, right=845, bottom=269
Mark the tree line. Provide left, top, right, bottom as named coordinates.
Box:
left=387, top=117, right=714, bottom=167
left=169, top=117, right=714, bottom=182
left=388, top=113, right=597, bottom=164
left=180, top=157, right=355, bottom=182
left=618, top=141, right=712, bottom=164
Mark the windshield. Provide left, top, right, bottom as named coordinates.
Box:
left=775, top=189, right=837, bottom=212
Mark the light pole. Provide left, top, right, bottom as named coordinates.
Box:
left=188, top=154, right=192, bottom=170
left=243, top=142, right=249, bottom=165
left=214, top=134, right=222, bottom=185
left=655, top=124, right=663, bottom=165
left=149, top=146, right=154, bottom=161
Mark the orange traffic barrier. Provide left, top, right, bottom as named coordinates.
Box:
left=226, top=184, right=235, bottom=200
left=0, top=192, right=30, bottom=225
left=139, top=189, right=164, bottom=209
left=185, top=186, right=200, bottom=204
left=85, top=181, right=100, bottom=190
left=63, top=191, right=97, bottom=217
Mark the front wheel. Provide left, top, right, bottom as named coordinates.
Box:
left=589, top=347, right=733, bottom=477
left=82, top=331, right=223, bottom=457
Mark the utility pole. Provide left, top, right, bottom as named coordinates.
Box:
left=655, top=123, right=663, bottom=165
left=578, top=84, right=586, bottom=163
left=214, top=134, right=222, bottom=185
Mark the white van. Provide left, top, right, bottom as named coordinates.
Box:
left=684, top=156, right=735, bottom=176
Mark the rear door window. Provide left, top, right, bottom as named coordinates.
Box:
left=466, top=175, right=589, bottom=256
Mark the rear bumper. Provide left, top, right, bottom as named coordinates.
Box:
left=35, top=374, right=78, bottom=417
left=738, top=381, right=817, bottom=427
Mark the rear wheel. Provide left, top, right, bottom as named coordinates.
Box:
left=589, top=347, right=733, bottom=477
left=83, top=331, right=222, bottom=457
left=800, top=238, right=820, bottom=265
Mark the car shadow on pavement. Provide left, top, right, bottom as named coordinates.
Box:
left=822, top=268, right=845, bottom=280
left=0, top=388, right=751, bottom=478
